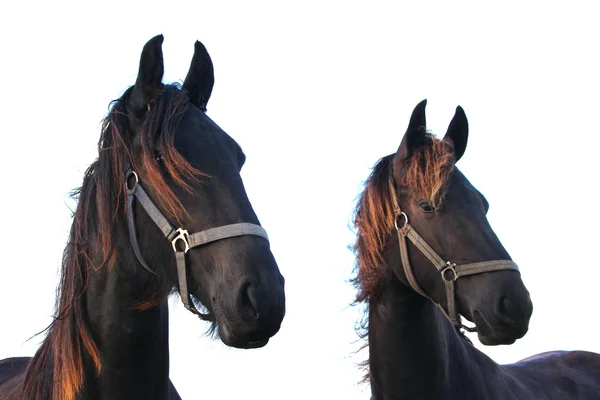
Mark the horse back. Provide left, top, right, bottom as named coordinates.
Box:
left=0, top=357, right=29, bottom=399
left=0, top=358, right=29, bottom=387
left=506, top=350, right=600, bottom=399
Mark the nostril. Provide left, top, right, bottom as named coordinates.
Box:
left=238, top=282, right=260, bottom=320
left=498, top=295, right=530, bottom=324
left=496, top=296, right=517, bottom=322
left=501, top=296, right=510, bottom=312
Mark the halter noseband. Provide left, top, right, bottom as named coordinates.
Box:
left=125, top=169, right=269, bottom=319
left=388, top=178, right=520, bottom=332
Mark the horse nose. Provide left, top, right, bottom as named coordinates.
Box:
left=236, top=280, right=259, bottom=321
left=497, top=293, right=533, bottom=324
left=233, top=279, right=284, bottom=340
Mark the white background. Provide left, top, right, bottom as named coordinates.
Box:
left=0, top=2, right=598, bottom=399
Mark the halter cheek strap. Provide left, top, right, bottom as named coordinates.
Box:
left=126, top=170, right=269, bottom=319
left=388, top=178, right=520, bottom=332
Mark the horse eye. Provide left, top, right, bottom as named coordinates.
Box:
left=155, top=154, right=164, bottom=165
left=418, top=200, right=435, bottom=214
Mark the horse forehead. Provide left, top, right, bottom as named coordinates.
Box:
left=178, top=107, right=240, bottom=152
left=446, top=168, right=489, bottom=208
left=449, top=168, right=474, bottom=192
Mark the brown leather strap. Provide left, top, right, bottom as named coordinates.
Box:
left=389, top=176, right=519, bottom=331
left=397, top=228, right=431, bottom=300
left=445, top=277, right=458, bottom=326
left=126, top=168, right=269, bottom=319
left=175, top=251, right=203, bottom=317
left=456, top=260, right=519, bottom=277
left=401, top=225, right=447, bottom=271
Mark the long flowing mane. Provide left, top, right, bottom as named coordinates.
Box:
left=22, top=84, right=199, bottom=400
left=352, top=134, right=455, bottom=304
left=350, top=134, right=456, bottom=382
left=351, top=154, right=396, bottom=305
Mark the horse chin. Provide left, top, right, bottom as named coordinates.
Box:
left=217, top=321, right=270, bottom=349
left=477, top=331, right=517, bottom=346
left=473, top=310, right=524, bottom=346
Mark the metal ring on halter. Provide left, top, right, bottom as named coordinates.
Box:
left=126, top=170, right=139, bottom=192
left=171, top=228, right=191, bottom=253
left=394, top=212, right=409, bottom=230
left=441, top=262, right=459, bottom=282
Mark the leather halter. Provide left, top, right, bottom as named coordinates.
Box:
left=388, top=177, right=520, bottom=332
left=126, top=169, right=269, bottom=319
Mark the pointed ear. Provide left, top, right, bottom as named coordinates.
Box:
left=130, top=35, right=165, bottom=112
left=395, top=99, right=428, bottom=162
left=443, top=106, right=468, bottom=161
left=182, top=40, right=214, bottom=112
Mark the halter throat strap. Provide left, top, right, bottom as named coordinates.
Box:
left=125, top=170, right=269, bottom=318
left=387, top=177, right=519, bottom=331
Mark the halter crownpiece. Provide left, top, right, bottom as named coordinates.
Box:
left=387, top=177, right=520, bottom=332
left=125, top=169, right=269, bottom=319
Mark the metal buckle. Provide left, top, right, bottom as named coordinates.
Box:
left=441, top=262, right=458, bottom=282
left=171, top=228, right=191, bottom=253
left=394, top=211, right=409, bottom=230
left=125, top=170, right=139, bottom=192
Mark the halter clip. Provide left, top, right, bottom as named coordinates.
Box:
left=441, top=262, right=459, bottom=282
left=394, top=212, right=409, bottom=230
left=171, top=228, right=191, bottom=253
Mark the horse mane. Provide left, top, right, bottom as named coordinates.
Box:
left=351, top=154, right=397, bottom=305
left=403, top=135, right=456, bottom=209
left=22, top=84, right=200, bottom=400
left=352, top=134, right=455, bottom=304
left=350, top=134, right=455, bottom=382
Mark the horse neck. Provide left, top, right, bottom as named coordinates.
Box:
left=77, top=256, right=171, bottom=400
left=367, top=275, right=498, bottom=400
left=25, top=255, right=172, bottom=400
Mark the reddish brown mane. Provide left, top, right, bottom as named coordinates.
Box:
left=352, top=155, right=397, bottom=304
left=352, top=135, right=455, bottom=304
left=401, top=136, right=455, bottom=209
left=22, top=84, right=200, bottom=400
left=351, top=134, right=455, bottom=383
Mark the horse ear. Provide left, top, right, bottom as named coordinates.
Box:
left=443, top=106, right=469, bottom=161
left=182, top=40, right=214, bottom=112
left=395, top=99, right=428, bottom=162
left=130, top=35, right=165, bottom=112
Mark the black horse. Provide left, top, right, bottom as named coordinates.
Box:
left=0, top=35, right=285, bottom=400
left=352, top=99, right=600, bottom=399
